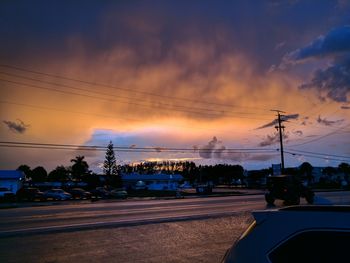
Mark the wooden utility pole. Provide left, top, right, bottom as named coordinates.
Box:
left=271, top=110, right=285, bottom=173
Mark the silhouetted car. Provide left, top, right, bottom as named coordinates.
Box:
left=0, top=187, right=15, bottom=201
left=222, top=206, right=350, bottom=263
left=44, top=189, right=72, bottom=200
left=196, top=184, right=213, bottom=194
left=90, top=187, right=113, bottom=199
left=133, top=181, right=147, bottom=190
left=265, top=174, right=314, bottom=205
left=67, top=188, right=92, bottom=199
left=110, top=189, right=128, bottom=199
left=16, top=187, right=46, bottom=201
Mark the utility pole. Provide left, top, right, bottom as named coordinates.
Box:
left=271, top=110, right=285, bottom=173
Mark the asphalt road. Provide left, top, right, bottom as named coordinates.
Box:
left=0, top=191, right=349, bottom=237
left=0, top=191, right=349, bottom=263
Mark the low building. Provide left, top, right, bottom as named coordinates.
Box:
left=311, top=167, right=323, bottom=182
left=122, top=173, right=183, bottom=190
left=0, top=170, right=25, bottom=194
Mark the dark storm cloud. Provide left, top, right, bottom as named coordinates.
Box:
left=317, top=115, right=344, bottom=126
left=259, top=133, right=288, bottom=147
left=3, top=119, right=29, bottom=134
left=198, top=137, right=276, bottom=162
left=199, top=137, right=222, bottom=159
left=293, top=130, right=303, bottom=136
left=300, top=116, right=312, bottom=126
left=282, top=25, right=350, bottom=64
left=198, top=137, right=245, bottom=161
left=255, top=114, right=299, bottom=130
left=280, top=25, right=350, bottom=102
left=0, top=0, right=344, bottom=73
left=299, top=57, right=350, bottom=102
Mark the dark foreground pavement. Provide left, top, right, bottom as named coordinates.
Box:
left=0, top=212, right=252, bottom=263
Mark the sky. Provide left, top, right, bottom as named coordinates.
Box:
left=0, top=0, right=350, bottom=173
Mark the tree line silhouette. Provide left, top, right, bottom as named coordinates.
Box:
left=15, top=141, right=350, bottom=189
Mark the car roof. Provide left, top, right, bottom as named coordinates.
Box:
left=252, top=205, right=350, bottom=224
left=280, top=205, right=350, bottom=212
left=231, top=205, right=350, bottom=262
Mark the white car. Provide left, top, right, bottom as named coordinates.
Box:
left=223, top=205, right=350, bottom=263
left=44, top=189, right=72, bottom=200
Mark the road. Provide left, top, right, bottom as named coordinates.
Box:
left=0, top=191, right=349, bottom=263
left=0, top=191, right=349, bottom=237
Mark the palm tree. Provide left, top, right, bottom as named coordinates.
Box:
left=70, top=155, right=89, bottom=181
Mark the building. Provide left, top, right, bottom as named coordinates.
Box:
left=122, top=173, right=183, bottom=190
left=272, top=164, right=282, bottom=176
left=0, top=170, right=25, bottom=194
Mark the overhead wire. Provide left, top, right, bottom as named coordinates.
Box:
left=285, top=151, right=350, bottom=162
left=0, top=70, right=272, bottom=118
left=0, top=77, right=271, bottom=121
left=285, top=149, right=350, bottom=160
left=0, top=64, right=270, bottom=112
left=287, top=123, right=350, bottom=147
left=0, top=77, right=223, bottom=118
left=0, top=100, right=231, bottom=134
left=0, top=141, right=278, bottom=153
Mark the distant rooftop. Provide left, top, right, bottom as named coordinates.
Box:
left=0, top=170, right=25, bottom=180
left=122, top=173, right=183, bottom=181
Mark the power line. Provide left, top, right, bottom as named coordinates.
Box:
left=285, top=151, right=350, bottom=162
left=0, top=141, right=277, bottom=153
left=0, top=77, right=271, bottom=121
left=0, top=78, right=220, bottom=118
left=0, top=144, right=279, bottom=155
left=287, top=123, right=350, bottom=147
left=0, top=71, right=271, bottom=117
left=285, top=148, right=350, bottom=159
left=0, top=64, right=269, bottom=112
left=0, top=100, right=229, bottom=134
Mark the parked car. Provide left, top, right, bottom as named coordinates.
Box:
left=67, top=188, right=92, bottom=199
left=265, top=174, right=314, bottom=205
left=179, top=182, right=192, bottom=189
left=90, top=187, right=113, bottom=199
left=0, top=187, right=16, bottom=201
left=222, top=205, right=350, bottom=263
left=16, top=187, right=46, bottom=201
left=44, top=189, right=72, bottom=200
left=134, top=180, right=147, bottom=190
left=196, top=184, right=213, bottom=194
left=110, top=189, right=128, bottom=199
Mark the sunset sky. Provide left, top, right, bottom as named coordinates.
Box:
left=1, top=0, right=350, bottom=172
